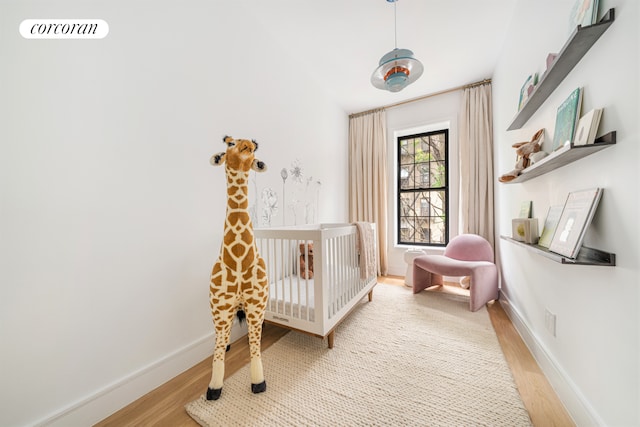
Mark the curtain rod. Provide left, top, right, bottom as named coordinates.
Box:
left=349, top=78, right=491, bottom=118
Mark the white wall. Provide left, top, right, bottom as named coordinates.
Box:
left=385, top=91, right=462, bottom=276
left=0, top=1, right=348, bottom=426
left=493, top=1, right=639, bottom=425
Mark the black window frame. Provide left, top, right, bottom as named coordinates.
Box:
left=396, top=129, right=449, bottom=247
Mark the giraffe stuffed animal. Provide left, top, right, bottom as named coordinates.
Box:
left=207, top=135, right=269, bottom=400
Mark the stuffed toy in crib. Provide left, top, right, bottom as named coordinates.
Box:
left=299, top=243, right=314, bottom=279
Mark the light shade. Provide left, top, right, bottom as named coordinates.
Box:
left=371, top=48, right=424, bottom=92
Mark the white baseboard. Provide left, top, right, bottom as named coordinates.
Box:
left=499, top=294, right=605, bottom=427
left=35, top=322, right=248, bottom=427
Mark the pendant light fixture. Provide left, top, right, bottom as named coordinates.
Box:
left=371, top=0, right=423, bottom=92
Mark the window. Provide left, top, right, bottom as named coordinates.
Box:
left=397, top=129, right=449, bottom=246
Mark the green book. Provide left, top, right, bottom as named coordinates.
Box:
left=551, top=87, right=583, bottom=151
left=519, top=201, right=532, bottom=218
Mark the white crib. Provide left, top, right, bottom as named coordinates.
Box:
left=254, top=223, right=377, bottom=348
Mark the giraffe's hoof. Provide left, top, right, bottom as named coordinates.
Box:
left=206, top=387, right=222, bottom=401
left=226, top=344, right=231, bottom=352
left=251, top=381, right=266, bottom=394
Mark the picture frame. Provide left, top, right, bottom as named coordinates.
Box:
left=518, top=74, right=538, bottom=111
left=549, top=188, right=603, bottom=258
left=551, top=87, right=583, bottom=151
left=569, top=0, right=600, bottom=33
left=538, top=205, right=564, bottom=248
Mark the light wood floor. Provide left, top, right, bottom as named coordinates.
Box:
left=96, top=277, right=574, bottom=427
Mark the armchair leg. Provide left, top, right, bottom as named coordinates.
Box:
left=469, top=266, right=499, bottom=312
left=413, top=265, right=443, bottom=294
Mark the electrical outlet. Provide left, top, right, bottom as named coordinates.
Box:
left=545, top=309, right=557, bottom=337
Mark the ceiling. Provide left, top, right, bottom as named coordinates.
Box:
left=240, top=0, right=518, bottom=114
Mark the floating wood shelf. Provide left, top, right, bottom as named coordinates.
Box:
left=507, top=9, right=615, bottom=131
left=501, top=236, right=615, bottom=266
left=503, top=131, right=616, bottom=183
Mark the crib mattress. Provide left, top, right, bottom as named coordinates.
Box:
left=268, top=275, right=316, bottom=321
left=267, top=268, right=369, bottom=323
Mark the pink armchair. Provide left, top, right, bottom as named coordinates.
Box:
left=412, top=234, right=499, bottom=312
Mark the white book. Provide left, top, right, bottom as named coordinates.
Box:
left=574, top=108, right=603, bottom=146
left=587, top=109, right=603, bottom=144
left=549, top=188, right=603, bottom=259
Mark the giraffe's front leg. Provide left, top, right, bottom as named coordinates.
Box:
left=207, top=299, right=236, bottom=401
left=244, top=290, right=268, bottom=394
left=247, top=316, right=266, bottom=394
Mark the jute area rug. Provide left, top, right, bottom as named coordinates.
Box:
left=186, top=284, right=532, bottom=426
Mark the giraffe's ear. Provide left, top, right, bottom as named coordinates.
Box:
left=210, top=152, right=226, bottom=166
left=251, top=159, right=267, bottom=173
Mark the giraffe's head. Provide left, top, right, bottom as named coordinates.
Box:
left=210, top=135, right=267, bottom=173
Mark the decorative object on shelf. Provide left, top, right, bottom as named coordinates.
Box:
left=518, top=73, right=538, bottom=111
left=551, top=87, right=583, bottom=152
left=500, top=131, right=616, bottom=184
left=519, top=200, right=533, bottom=218
left=569, top=0, right=600, bottom=33
left=538, top=205, right=564, bottom=248
left=498, top=128, right=545, bottom=183
left=371, top=0, right=423, bottom=92
left=546, top=53, right=558, bottom=71
left=529, top=150, right=548, bottom=164
left=549, top=188, right=603, bottom=259
left=574, top=108, right=603, bottom=146
left=539, top=54, right=558, bottom=81
left=512, top=218, right=539, bottom=244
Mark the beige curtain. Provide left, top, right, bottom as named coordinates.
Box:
left=348, top=109, right=388, bottom=275
left=459, top=83, right=495, bottom=247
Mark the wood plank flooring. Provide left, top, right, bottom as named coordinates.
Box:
left=95, top=277, right=574, bottom=427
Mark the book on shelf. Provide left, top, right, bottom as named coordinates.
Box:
left=518, top=200, right=532, bottom=218
left=551, top=87, right=583, bottom=152
left=574, top=108, right=603, bottom=146
left=549, top=188, right=603, bottom=259
left=538, top=205, right=564, bottom=248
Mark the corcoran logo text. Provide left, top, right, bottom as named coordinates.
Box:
left=20, top=19, right=109, bottom=39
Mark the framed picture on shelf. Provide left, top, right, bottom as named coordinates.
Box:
left=538, top=205, right=564, bottom=248
left=518, top=74, right=538, bottom=111
left=569, top=0, right=600, bottom=32
left=551, top=87, right=583, bottom=151
left=549, top=188, right=603, bottom=259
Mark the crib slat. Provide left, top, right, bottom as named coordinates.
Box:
left=305, top=240, right=311, bottom=322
